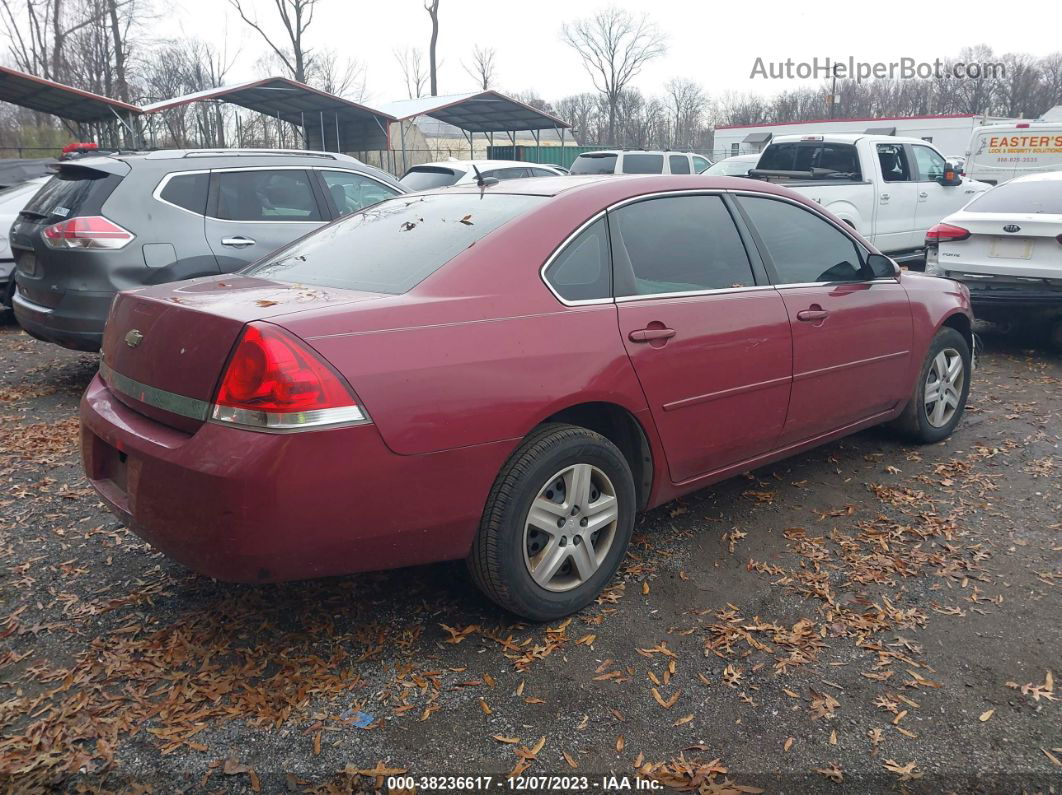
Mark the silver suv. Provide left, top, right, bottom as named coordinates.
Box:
left=10, top=149, right=404, bottom=351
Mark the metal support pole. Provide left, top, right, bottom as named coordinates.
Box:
left=335, top=114, right=341, bottom=154
left=320, top=111, right=325, bottom=151
left=399, top=120, right=408, bottom=174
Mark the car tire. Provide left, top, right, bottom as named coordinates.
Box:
left=468, top=423, right=636, bottom=622
left=891, top=326, right=971, bottom=444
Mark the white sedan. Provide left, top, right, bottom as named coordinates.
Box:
left=400, top=160, right=566, bottom=190
left=925, top=171, right=1062, bottom=343
left=703, top=154, right=761, bottom=177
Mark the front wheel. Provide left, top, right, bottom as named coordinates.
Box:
left=468, top=423, right=636, bottom=621
left=891, top=326, right=971, bottom=443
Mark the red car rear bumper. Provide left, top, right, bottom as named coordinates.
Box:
left=80, top=375, right=511, bottom=582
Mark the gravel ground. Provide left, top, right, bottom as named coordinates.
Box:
left=0, top=316, right=1059, bottom=794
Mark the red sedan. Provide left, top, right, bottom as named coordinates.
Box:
left=80, top=175, right=972, bottom=620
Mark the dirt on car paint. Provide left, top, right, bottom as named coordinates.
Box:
left=0, top=317, right=1058, bottom=793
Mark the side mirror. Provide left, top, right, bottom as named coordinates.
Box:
left=938, top=167, right=963, bottom=187
left=866, top=253, right=900, bottom=278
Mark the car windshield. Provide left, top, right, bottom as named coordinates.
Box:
left=246, top=193, right=545, bottom=294
left=400, top=166, right=464, bottom=190
left=570, top=154, right=617, bottom=175
left=964, top=180, right=1062, bottom=214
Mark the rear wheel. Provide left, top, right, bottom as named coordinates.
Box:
left=892, top=327, right=971, bottom=443
left=468, top=423, right=636, bottom=621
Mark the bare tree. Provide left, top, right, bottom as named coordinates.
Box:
left=561, top=6, right=666, bottom=145
left=463, top=44, right=495, bottom=90
left=308, top=49, right=367, bottom=101
left=395, top=46, right=427, bottom=99
left=664, top=77, right=706, bottom=149
left=228, top=0, right=316, bottom=83
left=424, top=0, right=439, bottom=96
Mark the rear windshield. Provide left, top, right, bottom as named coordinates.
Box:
left=757, top=142, right=861, bottom=179
left=965, top=180, right=1062, bottom=214
left=401, top=167, right=463, bottom=190
left=570, top=154, right=617, bottom=175
left=20, top=169, right=118, bottom=220
left=246, top=193, right=545, bottom=294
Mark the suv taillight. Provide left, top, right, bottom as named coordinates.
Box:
left=925, top=223, right=971, bottom=244
left=211, top=322, right=370, bottom=432
left=41, top=216, right=134, bottom=250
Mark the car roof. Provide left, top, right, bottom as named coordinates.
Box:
left=576, top=150, right=700, bottom=157
left=770, top=133, right=938, bottom=146
left=408, top=159, right=560, bottom=171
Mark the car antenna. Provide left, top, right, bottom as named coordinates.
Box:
left=471, top=164, right=499, bottom=188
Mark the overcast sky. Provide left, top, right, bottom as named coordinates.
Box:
left=168, top=0, right=1061, bottom=106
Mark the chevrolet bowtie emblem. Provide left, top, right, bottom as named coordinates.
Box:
left=124, top=329, right=144, bottom=348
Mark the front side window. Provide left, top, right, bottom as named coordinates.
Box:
left=669, top=155, right=691, bottom=174
left=159, top=172, right=209, bottom=215
left=622, top=154, right=664, bottom=174
left=912, top=145, right=947, bottom=182
left=530, top=168, right=558, bottom=177
left=609, top=195, right=755, bottom=297
left=693, top=156, right=711, bottom=174
left=738, top=196, right=866, bottom=284
left=321, top=170, right=398, bottom=217
left=247, top=193, right=544, bottom=294
left=877, top=144, right=911, bottom=182
left=543, top=217, right=611, bottom=301
left=215, top=169, right=322, bottom=222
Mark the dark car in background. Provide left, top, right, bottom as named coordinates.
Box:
left=10, top=149, right=404, bottom=351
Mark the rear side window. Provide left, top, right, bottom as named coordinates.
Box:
left=401, top=166, right=462, bottom=190
left=247, top=193, right=544, bottom=294
left=965, top=179, right=1062, bottom=214
left=570, top=154, right=617, bottom=175
left=738, top=196, right=865, bottom=284
left=693, top=156, right=711, bottom=174
left=669, top=155, right=691, bottom=174
left=543, top=217, right=611, bottom=301
left=21, top=169, right=118, bottom=220
left=158, top=172, right=208, bottom=214
left=610, top=195, right=755, bottom=296
left=482, top=167, right=529, bottom=180
left=215, top=169, right=322, bottom=222
left=877, top=144, right=911, bottom=182
left=622, top=154, right=664, bottom=174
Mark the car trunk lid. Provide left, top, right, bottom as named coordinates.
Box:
left=939, top=213, right=1062, bottom=280
left=100, top=276, right=384, bottom=432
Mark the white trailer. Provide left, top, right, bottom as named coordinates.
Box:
left=714, top=114, right=1018, bottom=162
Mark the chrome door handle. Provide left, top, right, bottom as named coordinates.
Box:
left=880, top=193, right=890, bottom=201
left=628, top=327, right=676, bottom=343
left=796, top=308, right=829, bottom=322
left=221, top=236, right=256, bottom=248
left=918, top=191, right=928, bottom=198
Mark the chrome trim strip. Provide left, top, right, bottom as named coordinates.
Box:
left=616, top=285, right=776, bottom=303
left=152, top=166, right=399, bottom=223
left=792, top=349, right=910, bottom=382
left=663, top=374, right=792, bottom=412
left=210, top=404, right=371, bottom=433
left=99, top=361, right=210, bottom=421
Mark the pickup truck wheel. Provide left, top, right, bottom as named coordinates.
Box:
left=468, top=423, right=636, bottom=622
left=891, top=327, right=971, bottom=444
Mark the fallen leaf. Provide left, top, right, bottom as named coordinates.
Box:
left=784, top=737, right=794, bottom=752
left=979, top=709, right=994, bottom=722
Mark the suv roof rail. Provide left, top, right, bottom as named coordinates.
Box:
left=142, top=148, right=349, bottom=161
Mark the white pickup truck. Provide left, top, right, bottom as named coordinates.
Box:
left=749, top=134, right=990, bottom=265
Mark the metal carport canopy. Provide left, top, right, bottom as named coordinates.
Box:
left=140, top=77, right=396, bottom=151
left=373, top=91, right=570, bottom=133
left=0, top=65, right=142, bottom=123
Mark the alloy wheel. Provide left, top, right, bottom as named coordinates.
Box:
left=924, top=347, right=964, bottom=428
left=523, top=463, right=619, bottom=592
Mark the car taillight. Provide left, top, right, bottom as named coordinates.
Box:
left=925, top=223, right=971, bottom=244
left=41, top=215, right=134, bottom=250
left=211, top=322, right=369, bottom=432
